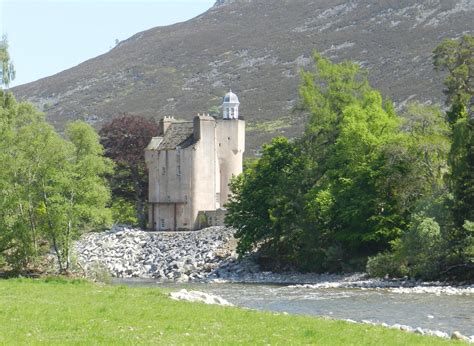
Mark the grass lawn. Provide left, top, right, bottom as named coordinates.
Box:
left=0, top=278, right=461, bottom=345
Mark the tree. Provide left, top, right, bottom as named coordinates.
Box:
left=226, top=137, right=306, bottom=269
left=0, top=88, right=113, bottom=272
left=0, top=36, right=16, bottom=88
left=400, top=102, right=450, bottom=191
left=298, top=54, right=416, bottom=265
left=35, top=122, right=113, bottom=271
left=99, top=115, right=159, bottom=228
left=434, top=35, right=474, bottom=269
left=0, top=90, right=44, bottom=269
left=433, top=34, right=473, bottom=124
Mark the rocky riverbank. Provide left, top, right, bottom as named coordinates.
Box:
left=346, top=319, right=473, bottom=342
left=166, top=288, right=473, bottom=341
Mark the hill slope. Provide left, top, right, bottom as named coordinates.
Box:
left=12, top=0, right=474, bottom=154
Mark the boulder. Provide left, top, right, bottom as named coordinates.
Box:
left=451, top=331, right=470, bottom=341
left=169, top=289, right=233, bottom=306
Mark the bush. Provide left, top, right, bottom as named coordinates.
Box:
left=400, top=217, right=442, bottom=278
left=366, top=251, right=407, bottom=278
left=366, top=216, right=444, bottom=279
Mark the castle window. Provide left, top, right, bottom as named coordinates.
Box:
left=160, top=219, right=165, bottom=229
left=162, top=167, right=166, bottom=175
left=177, top=165, right=181, bottom=176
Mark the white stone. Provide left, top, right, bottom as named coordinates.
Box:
left=169, top=289, right=233, bottom=306
left=414, top=328, right=425, bottom=335
left=452, top=331, right=470, bottom=341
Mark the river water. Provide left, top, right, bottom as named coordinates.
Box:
left=116, top=279, right=474, bottom=336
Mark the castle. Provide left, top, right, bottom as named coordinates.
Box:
left=145, top=91, right=245, bottom=231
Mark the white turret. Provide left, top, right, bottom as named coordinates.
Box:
left=222, top=89, right=240, bottom=119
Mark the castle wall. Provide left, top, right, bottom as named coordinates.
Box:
left=191, top=116, right=218, bottom=229
left=216, top=119, right=245, bottom=207
left=147, top=148, right=193, bottom=231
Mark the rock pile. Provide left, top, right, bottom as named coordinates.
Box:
left=74, top=226, right=237, bottom=281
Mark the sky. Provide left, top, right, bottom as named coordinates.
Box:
left=1, top=0, right=215, bottom=87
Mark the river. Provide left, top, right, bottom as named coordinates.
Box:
left=115, top=279, right=474, bottom=337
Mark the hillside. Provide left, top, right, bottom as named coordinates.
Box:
left=12, top=0, right=474, bottom=154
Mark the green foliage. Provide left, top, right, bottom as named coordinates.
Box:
left=366, top=251, right=407, bottom=278
left=367, top=216, right=443, bottom=279
left=401, top=216, right=443, bottom=278
left=299, top=54, right=416, bottom=260
left=0, top=36, right=15, bottom=88
left=461, top=220, right=474, bottom=263
left=433, top=35, right=474, bottom=275
left=433, top=34, right=473, bottom=124
left=369, top=35, right=474, bottom=280
left=227, top=54, right=442, bottom=272
left=227, top=52, right=457, bottom=276
left=35, top=121, right=113, bottom=271
left=110, top=198, right=139, bottom=226
left=0, top=90, right=113, bottom=272
left=449, top=118, right=474, bottom=229
left=226, top=136, right=305, bottom=266
left=401, top=102, right=450, bottom=190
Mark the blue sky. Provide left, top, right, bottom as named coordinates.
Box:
left=1, top=0, right=215, bottom=87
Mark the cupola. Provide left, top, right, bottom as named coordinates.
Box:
left=222, top=89, right=240, bottom=119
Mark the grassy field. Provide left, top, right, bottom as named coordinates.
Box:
left=0, top=278, right=461, bottom=345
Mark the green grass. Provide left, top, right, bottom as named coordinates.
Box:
left=0, top=278, right=460, bottom=345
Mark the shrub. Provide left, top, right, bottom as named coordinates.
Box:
left=366, top=251, right=407, bottom=278
left=366, top=216, right=444, bottom=279
left=400, top=217, right=442, bottom=278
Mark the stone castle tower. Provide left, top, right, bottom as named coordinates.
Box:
left=145, top=91, right=245, bottom=231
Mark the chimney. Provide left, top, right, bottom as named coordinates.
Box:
left=160, top=116, right=175, bottom=134
left=193, top=114, right=215, bottom=141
